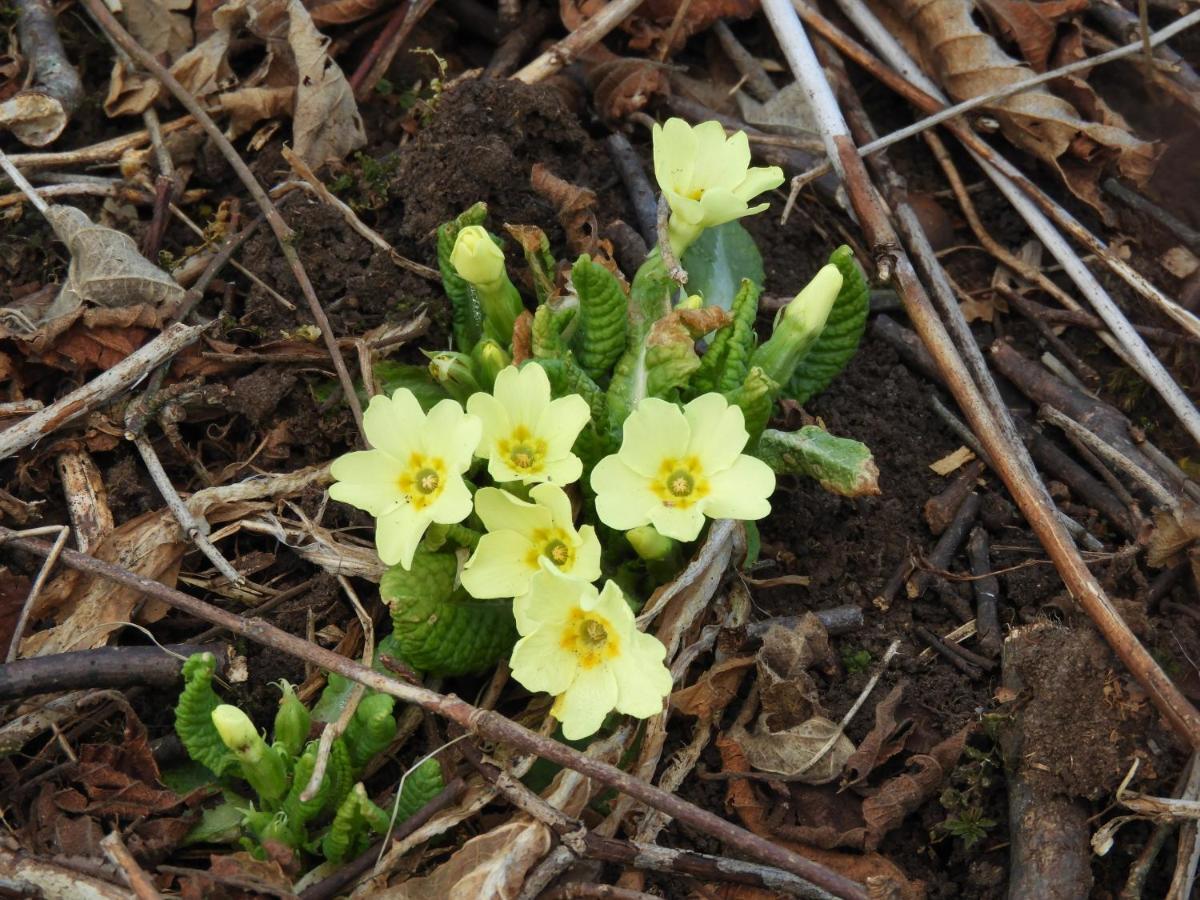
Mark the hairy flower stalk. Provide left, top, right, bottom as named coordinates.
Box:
left=449, top=225, right=525, bottom=344
left=749, top=264, right=843, bottom=387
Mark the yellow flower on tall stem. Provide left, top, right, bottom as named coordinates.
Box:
left=510, top=573, right=672, bottom=740
left=461, top=484, right=601, bottom=599
left=590, top=393, right=775, bottom=542
left=466, top=364, right=590, bottom=486
left=652, top=118, right=784, bottom=257
left=329, top=390, right=480, bottom=570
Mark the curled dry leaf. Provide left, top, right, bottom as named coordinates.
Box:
left=728, top=715, right=856, bottom=784
left=529, top=163, right=623, bottom=278
left=880, top=0, right=1156, bottom=220
left=842, top=683, right=913, bottom=787
left=308, top=0, right=390, bottom=25
left=671, top=655, right=756, bottom=720
left=756, top=617, right=836, bottom=731
left=976, top=0, right=1088, bottom=72
left=585, top=57, right=671, bottom=123
left=561, top=0, right=758, bottom=54
left=1147, top=502, right=1200, bottom=586
left=861, top=724, right=972, bottom=850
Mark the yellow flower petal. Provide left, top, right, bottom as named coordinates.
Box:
left=702, top=455, right=775, bottom=521
left=510, top=626, right=576, bottom=696
left=538, top=394, right=591, bottom=459
left=683, top=393, right=748, bottom=473
left=652, top=118, right=696, bottom=198
left=618, top=398, right=690, bottom=476
left=494, top=364, right=549, bottom=431
left=328, top=451, right=406, bottom=516
left=375, top=505, right=429, bottom=569
left=450, top=225, right=505, bottom=286
left=611, top=631, right=673, bottom=718
left=514, top=569, right=586, bottom=633
left=423, top=397, right=482, bottom=470
left=474, top=487, right=552, bottom=536
left=591, top=456, right=658, bottom=531
left=571, top=525, right=603, bottom=583
left=554, top=665, right=619, bottom=740
left=647, top=503, right=707, bottom=542
left=461, top=530, right=537, bottom=599
left=735, top=165, right=785, bottom=203
left=362, top=392, right=420, bottom=461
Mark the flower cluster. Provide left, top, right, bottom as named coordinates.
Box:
left=329, top=117, right=799, bottom=740
left=330, top=360, right=775, bottom=737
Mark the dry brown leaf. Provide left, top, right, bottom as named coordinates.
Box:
left=862, top=724, right=971, bottom=850
left=561, top=0, right=758, bottom=55
left=929, top=445, right=975, bottom=475
left=842, top=683, right=912, bottom=787
left=1160, top=246, right=1200, bottom=279
left=44, top=204, right=185, bottom=315
left=0, top=91, right=69, bottom=147
left=286, top=0, right=366, bottom=165
left=881, top=0, right=1156, bottom=220
left=121, top=0, right=195, bottom=60
left=976, top=0, right=1088, bottom=71
left=308, top=0, right=390, bottom=25
left=757, top=617, right=835, bottom=731
left=671, top=655, right=756, bottom=720
left=529, top=164, right=622, bottom=277
left=647, top=305, right=732, bottom=346
left=585, top=57, right=671, bottom=123
left=715, top=735, right=925, bottom=897
left=1147, top=502, right=1200, bottom=587
left=729, top=715, right=856, bottom=784
left=511, top=309, right=534, bottom=365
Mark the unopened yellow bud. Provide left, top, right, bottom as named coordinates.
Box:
left=450, top=226, right=506, bottom=287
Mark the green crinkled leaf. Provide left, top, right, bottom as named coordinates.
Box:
left=756, top=426, right=880, bottom=498
left=437, top=203, right=488, bottom=352
left=322, top=785, right=370, bottom=864
left=786, top=246, right=869, bottom=404
left=395, top=757, right=446, bottom=823
left=175, top=653, right=235, bottom=777
left=382, top=552, right=518, bottom=676
left=374, top=362, right=449, bottom=410
left=322, top=738, right=354, bottom=818
left=531, top=303, right=576, bottom=360
left=723, top=366, right=777, bottom=444
left=536, top=357, right=606, bottom=425
left=645, top=307, right=732, bottom=401
left=283, top=744, right=329, bottom=830
left=680, top=221, right=764, bottom=310
left=344, top=694, right=397, bottom=772
left=691, top=279, right=760, bottom=396
left=570, top=255, right=628, bottom=381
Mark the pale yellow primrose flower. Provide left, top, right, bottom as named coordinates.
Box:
left=510, top=572, right=672, bottom=740
left=329, top=390, right=480, bottom=570
left=653, top=118, right=784, bottom=256
left=461, top=484, right=601, bottom=599
left=590, top=394, right=775, bottom=542
left=466, top=364, right=590, bottom=485
left=449, top=225, right=506, bottom=286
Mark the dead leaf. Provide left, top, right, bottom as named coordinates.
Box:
left=959, top=295, right=994, bottom=323
left=308, top=0, right=390, bottom=25
left=930, top=446, right=975, bottom=475
left=881, top=0, right=1157, bottom=220
left=530, top=164, right=622, bottom=276
left=0, top=91, right=69, bottom=147
left=742, top=573, right=811, bottom=588
left=671, top=656, right=756, bottom=720
left=647, top=305, right=732, bottom=346
left=1160, top=246, right=1200, bottom=279
left=976, top=0, right=1088, bottom=71
left=715, top=735, right=925, bottom=897
left=843, top=684, right=912, bottom=787
left=121, top=0, right=194, bottom=61
left=862, top=724, right=972, bottom=850
left=511, top=309, right=534, bottom=365
left=286, top=0, right=366, bottom=165
left=729, top=715, right=856, bottom=784
left=757, top=617, right=836, bottom=731
left=585, top=57, right=671, bottom=123
left=561, top=0, right=758, bottom=55
left=44, top=204, right=185, bottom=316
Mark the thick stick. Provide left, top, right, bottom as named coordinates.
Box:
left=78, top=0, right=365, bottom=439
left=0, top=528, right=868, bottom=900
left=0, top=322, right=204, bottom=460
left=760, top=0, right=1200, bottom=747
left=513, top=0, right=646, bottom=83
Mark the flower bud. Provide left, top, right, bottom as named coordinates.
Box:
left=626, top=524, right=676, bottom=561
left=425, top=350, right=481, bottom=403
left=272, top=680, right=310, bottom=759
left=676, top=294, right=703, bottom=310
left=749, top=264, right=842, bottom=388
left=450, top=225, right=506, bottom=287
left=471, top=338, right=510, bottom=390
left=212, top=704, right=287, bottom=803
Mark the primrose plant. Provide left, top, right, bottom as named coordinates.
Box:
left=324, top=117, right=875, bottom=740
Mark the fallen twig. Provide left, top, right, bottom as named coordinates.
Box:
left=761, top=0, right=1200, bottom=747
left=967, top=527, right=1002, bottom=657
left=57, top=448, right=115, bottom=554
left=514, top=0, right=647, bottom=83
left=5, top=0, right=84, bottom=146
left=0, top=322, right=205, bottom=460
left=606, top=133, right=659, bottom=245
left=350, top=0, right=437, bottom=100
left=0, top=844, right=132, bottom=900
left=908, top=492, right=980, bottom=603
left=6, top=525, right=69, bottom=662
left=713, top=19, right=779, bottom=102
left=79, top=0, right=366, bottom=439
left=0, top=526, right=868, bottom=900
left=100, top=832, right=161, bottom=900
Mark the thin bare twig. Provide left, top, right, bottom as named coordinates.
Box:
left=100, top=831, right=161, bottom=900
left=713, top=19, right=779, bottom=101
left=514, top=0, right=647, bottom=83
left=0, top=526, right=868, bottom=900
left=6, top=525, right=69, bottom=662
left=79, top=0, right=366, bottom=439
left=0, top=322, right=205, bottom=460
